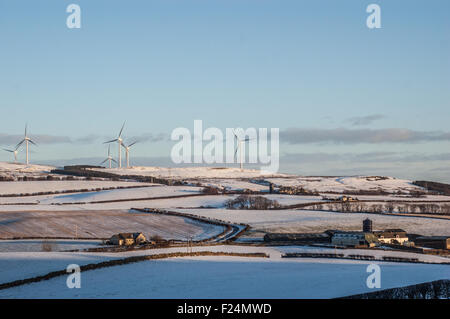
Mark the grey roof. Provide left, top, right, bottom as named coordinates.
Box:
left=265, top=233, right=329, bottom=240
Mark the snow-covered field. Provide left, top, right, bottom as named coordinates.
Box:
left=0, top=195, right=229, bottom=211
left=177, top=208, right=450, bottom=236
left=0, top=244, right=448, bottom=298
left=0, top=180, right=155, bottom=196
left=0, top=251, right=119, bottom=284
left=0, top=254, right=448, bottom=299
left=0, top=162, right=55, bottom=174
left=0, top=245, right=282, bottom=284
left=0, top=163, right=432, bottom=196
left=0, top=239, right=104, bottom=252
left=0, top=185, right=202, bottom=207
left=37, top=185, right=201, bottom=204
left=0, top=164, right=449, bottom=299
left=267, top=176, right=424, bottom=194
left=276, top=246, right=450, bottom=264
left=0, top=190, right=323, bottom=210
left=0, top=162, right=56, bottom=180
left=0, top=209, right=225, bottom=240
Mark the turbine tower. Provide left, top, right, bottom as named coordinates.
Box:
left=100, top=145, right=117, bottom=168
left=123, top=141, right=137, bottom=168
left=104, top=122, right=125, bottom=168
left=16, top=124, right=37, bottom=165
left=3, top=146, right=19, bottom=163
left=233, top=130, right=252, bottom=171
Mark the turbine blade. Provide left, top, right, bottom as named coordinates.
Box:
left=28, top=139, right=37, bottom=146
left=100, top=159, right=108, bottom=165
left=232, top=129, right=243, bottom=142
left=234, top=145, right=239, bottom=159
left=118, top=121, right=125, bottom=137
left=16, top=139, right=25, bottom=149
left=3, top=148, right=13, bottom=153
left=128, top=141, right=138, bottom=148
left=111, top=158, right=118, bottom=164
left=104, top=139, right=118, bottom=144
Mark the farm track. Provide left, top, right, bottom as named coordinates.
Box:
left=133, top=208, right=249, bottom=243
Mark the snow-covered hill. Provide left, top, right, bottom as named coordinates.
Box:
left=0, top=162, right=56, bottom=181
left=0, top=162, right=428, bottom=195
left=98, top=166, right=289, bottom=179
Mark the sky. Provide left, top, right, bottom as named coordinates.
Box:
left=0, top=0, right=449, bottom=181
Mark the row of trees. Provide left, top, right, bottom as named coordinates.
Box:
left=225, top=195, right=281, bottom=210
left=308, top=202, right=450, bottom=215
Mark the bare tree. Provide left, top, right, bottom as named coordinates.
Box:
left=41, top=241, right=57, bottom=252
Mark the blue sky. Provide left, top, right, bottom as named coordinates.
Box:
left=0, top=0, right=449, bottom=181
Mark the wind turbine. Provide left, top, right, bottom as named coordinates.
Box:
left=100, top=145, right=117, bottom=169
left=233, top=130, right=252, bottom=171
left=16, top=124, right=37, bottom=165
left=123, top=141, right=138, bottom=168
left=104, top=122, right=125, bottom=168
left=3, top=146, right=19, bottom=163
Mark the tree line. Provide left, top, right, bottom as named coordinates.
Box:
left=308, top=202, right=450, bottom=215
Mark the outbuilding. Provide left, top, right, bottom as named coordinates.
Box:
left=331, top=231, right=378, bottom=247
left=414, top=236, right=450, bottom=250
left=264, top=233, right=330, bottom=244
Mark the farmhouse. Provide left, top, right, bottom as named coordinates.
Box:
left=373, top=229, right=409, bottom=245
left=338, top=195, right=358, bottom=202
left=110, top=232, right=147, bottom=246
